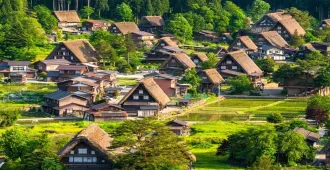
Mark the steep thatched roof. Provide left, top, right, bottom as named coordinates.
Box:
left=113, top=22, right=140, bottom=35
left=161, top=53, right=196, bottom=69
left=217, top=50, right=263, bottom=76
left=277, top=18, right=306, bottom=36
left=53, top=10, right=80, bottom=23
left=119, top=77, right=170, bottom=106
left=140, top=16, right=165, bottom=27
left=259, top=31, right=289, bottom=48
left=53, top=39, right=99, bottom=63
left=57, top=124, right=112, bottom=158
left=192, top=53, right=208, bottom=62
left=203, top=69, right=225, bottom=84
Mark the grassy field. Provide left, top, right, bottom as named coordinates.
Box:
left=179, top=98, right=308, bottom=121
left=32, top=43, right=57, bottom=62
left=118, top=78, right=137, bottom=86
left=0, top=83, right=57, bottom=98
left=185, top=122, right=257, bottom=170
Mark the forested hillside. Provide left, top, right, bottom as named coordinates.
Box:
left=28, top=0, right=330, bottom=20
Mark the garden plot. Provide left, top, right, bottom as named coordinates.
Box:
left=179, top=98, right=307, bottom=121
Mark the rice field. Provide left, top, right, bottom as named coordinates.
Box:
left=179, top=98, right=308, bottom=121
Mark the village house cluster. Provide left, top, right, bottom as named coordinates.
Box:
left=2, top=9, right=330, bottom=121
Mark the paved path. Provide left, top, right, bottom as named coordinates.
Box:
left=17, top=117, right=82, bottom=123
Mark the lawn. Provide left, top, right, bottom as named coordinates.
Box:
left=179, top=98, right=307, bottom=121
left=118, top=78, right=137, bottom=86
left=185, top=122, right=257, bottom=170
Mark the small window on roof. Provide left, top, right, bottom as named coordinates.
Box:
left=70, top=150, right=74, bottom=154
left=143, top=95, right=149, bottom=100
left=139, top=90, right=143, bottom=94
left=133, top=95, right=139, bottom=100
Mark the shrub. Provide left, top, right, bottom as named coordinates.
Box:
left=266, top=113, right=285, bottom=123
left=0, top=110, right=20, bottom=127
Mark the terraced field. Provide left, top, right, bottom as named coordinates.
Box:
left=178, top=98, right=308, bottom=121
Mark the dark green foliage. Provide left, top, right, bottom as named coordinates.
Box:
left=286, top=7, right=317, bottom=30
left=266, top=113, right=285, bottom=123
left=225, top=122, right=316, bottom=166
left=227, top=75, right=254, bottom=94
left=80, top=6, right=94, bottom=19
left=116, top=2, right=132, bottom=21
left=290, top=30, right=306, bottom=48
left=248, top=155, right=280, bottom=170
left=0, top=110, right=19, bottom=127
left=247, top=0, right=270, bottom=22
left=33, top=5, right=58, bottom=34
left=165, top=14, right=193, bottom=41
left=183, top=68, right=202, bottom=88
left=223, top=1, right=247, bottom=33
left=254, top=58, right=275, bottom=74
left=315, top=65, right=330, bottom=87
left=201, top=52, right=218, bottom=69
left=112, top=118, right=193, bottom=169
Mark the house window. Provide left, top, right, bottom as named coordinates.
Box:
left=232, top=66, right=238, bottom=70
left=91, top=151, right=95, bottom=155
left=78, top=148, right=87, bottom=154
left=75, top=70, right=80, bottom=75
left=69, top=157, right=74, bottom=162
left=139, top=90, right=143, bottom=94
left=54, top=56, right=57, bottom=59
left=143, top=95, right=149, bottom=100
left=202, top=77, right=207, bottom=80
left=171, top=59, right=176, bottom=63
left=60, top=70, right=64, bottom=74
left=61, top=48, right=65, bottom=50
left=71, top=56, right=74, bottom=60
left=12, top=66, right=25, bottom=71
left=237, top=42, right=241, bottom=46
left=220, top=66, right=226, bottom=70
left=277, top=30, right=281, bottom=33
left=92, top=157, right=97, bottom=162
left=133, top=95, right=139, bottom=100
left=226, top=60, right=232, bottom=64
left=63, top=52, right=66, bottom=55
left=278, top=26, right=282, bottom=29
left=193, top=59, right=199, bottom=63
left=113, top=27, right=117, bottom=30
left=74, top=157, right=83, bottom=162
left=83, top=157, right=93, bottom=162
left=161, top=43, right=165, bottom=46
left=70, top=150, right=74, bottom=154
left=285, top=34, right=289, bottom=38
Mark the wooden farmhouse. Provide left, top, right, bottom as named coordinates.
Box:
left=254, top=31, right=289, bottom=61
left=145, top=37, right=180, bottom=63
left=82, top=20, right=110, bottom=31
left=191, top=53, right=208, bottom=70
left=144, top=72, right=179, bottom=97
left=219, top=33, right=233, bottom=44
left=46, top=40, right=99, bottom=65
left=250, top=11, right=292, bottom=33
left=131, top=31, right=155, bottom=48
left=119, top=77, right=170, bottom=117
left=43, top=90, right=89, bottom=117
left=84, top=102, right=127, bottom=121
left=194, top=30, right=220, bottom=43
left=109, top=22, right=140, bottom=35
left=270, top=18, right=306, bottom=41
left=139, top=16, right=165, bottom=33
left=198, top=69, right=225, bottom=94
left=167, top=119, right=190, bottom=136
left=228, top=36, right=258, bottom=54
left=53, top=10, right=80, bottom=28
left=58, top=124, right=117, bottom=169
left=55, top=65, right=88, bottom=82
left=216, top=50, right=263, bottom=82
left=34, top=59, right=71, bottom=73
left=296, top=42, right=330, bottom=60
left=159, top=53, right=196, bottom=76
left=0, top=60, right=36, bottom=83
left=317, top=19, right=330, bottom=30
left=294, top=127, right=321, bottom=146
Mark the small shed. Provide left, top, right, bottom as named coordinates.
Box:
left=167, top=119, right=190, bottom=136
left=294, top=127, right=321, bottom=146
left=177, top=99, right=191, bottom=107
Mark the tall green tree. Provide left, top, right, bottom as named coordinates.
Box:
left=80, top=6, right=94, bottom=19
left=201, top=52, right=218, bottom=69
left=183, top=12, right=206, bottom=32
left=94, top=0, right=109, bottom=18
left=33, top=5, right=58, bottom=34
left=286, top=7, right=317, bottom=30
left=247, top=0, right=270, bottom=22
left=165, top=14, right=193, bottom=41
left=112, top=118, right=193, bottom=169
left=227, top=75, right=253, bottom=94
left=116, top=2, right=133, bottom=21
left=224, top=1, right=247, bottom=32
left=183, top=68, right=202, bottom=88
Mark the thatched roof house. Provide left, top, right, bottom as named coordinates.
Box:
left=228, top=36, right=258, bottom=53
left=203, top=69, right=225, bottom=84
left=46, top=39, right=99, bottom=64
left=109, top=22, right=140, bottom=35
left=256, top=31, right=289, bottom=49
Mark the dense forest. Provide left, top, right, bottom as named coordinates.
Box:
left=27, top=0, right=330, bottom=20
